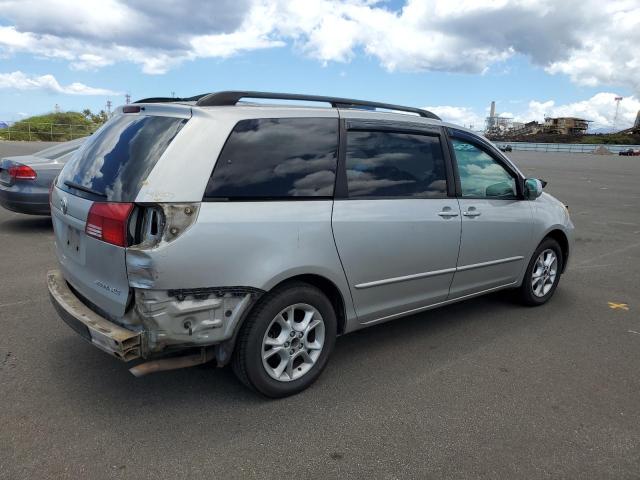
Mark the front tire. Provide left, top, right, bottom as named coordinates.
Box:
left=519, top=237, right=563, bottom=306
left=232, top=282, right=337, bottom=398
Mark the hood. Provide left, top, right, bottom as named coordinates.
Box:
left=539, top=192, right=564, bottom=208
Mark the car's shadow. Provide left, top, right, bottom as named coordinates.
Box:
left=45, top=288, right=533, bottom=414
left=1, top=215, right=52, bottom=233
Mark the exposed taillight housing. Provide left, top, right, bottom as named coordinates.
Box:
left=85, top=202, right=134, bottom=247
left=9, top=164, right=37, bottom=180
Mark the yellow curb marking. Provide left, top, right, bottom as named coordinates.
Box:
left=608, top=302, right=629, bottom=311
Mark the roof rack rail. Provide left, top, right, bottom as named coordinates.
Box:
left=133, top=94, right=206, bottom=104
left=194, top=91, right=441, bottom=120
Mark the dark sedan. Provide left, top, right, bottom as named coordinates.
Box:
left=0, top=138, right=85, bottom=215
left=618, top=148, right=640, bottom=156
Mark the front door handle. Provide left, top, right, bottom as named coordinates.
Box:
left=462, top=207, right=481, bottom=217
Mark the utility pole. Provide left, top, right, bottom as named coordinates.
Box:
left=613, top=96, right=623, bottom=131
left=171, top=91, right=175, bottom=98
left=125, top=93, right=131, bottom=104
left=106, top=100, right=112, bottom=116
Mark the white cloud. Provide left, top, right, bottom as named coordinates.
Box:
left=269, top=0, right=514, bottom=73
left=189, top=4, right=285, bottom=60
left=0, top=70, right=120, bottom=95
left=0, top=0, right=638, bottom=95
left=545, top=2, right=640, bottom=93
left=425, top=105, right=486, bottom=130
left=516, top=93, right=640, bottom=130
left=429, top=92, right=640, bottom=131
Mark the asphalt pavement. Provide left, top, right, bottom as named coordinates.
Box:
left=1, top=142, right=639, bottom=479
left=0, top=140, right=58, bottom=157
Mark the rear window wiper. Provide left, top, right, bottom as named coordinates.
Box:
left=64, top=180, right=107, bottom=198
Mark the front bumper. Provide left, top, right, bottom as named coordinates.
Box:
left=47, top=270, right=142, bottom=361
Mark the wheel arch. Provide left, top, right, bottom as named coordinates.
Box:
left=544, top=229, right=570, bottom=273
left=269, top=274, right=348, bottom=336
left=217, top=269, right=355, bottom=367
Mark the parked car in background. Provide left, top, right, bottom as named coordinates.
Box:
left=0, top=138, right=85, bottom=215
left=47, top=91, right=574, bottom=397
left=499, top=144, right=513, bottom=152
left=618, top=148, right=640, bottom=156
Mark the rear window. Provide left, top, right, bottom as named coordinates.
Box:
left=58, top=114, right=187, bottom=201
left=204, top=117, right=338, bottom=199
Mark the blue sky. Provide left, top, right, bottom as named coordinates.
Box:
left=1, top=0, right=639, bottom=130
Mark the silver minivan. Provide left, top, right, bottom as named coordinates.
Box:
left=48, top=91, right=574, bottom=397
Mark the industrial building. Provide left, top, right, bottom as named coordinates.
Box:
left=485, top=101, right=514, bottom=135
left=543, top=117, right=590, bottom=135
left=506, top=121, right=544, bottom=136
left=485, top=100, right=591, bottom=137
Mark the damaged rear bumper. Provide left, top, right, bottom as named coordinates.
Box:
left=48, top=269, right=264, bottom=369
left=47, top=270, right=142, bottom=361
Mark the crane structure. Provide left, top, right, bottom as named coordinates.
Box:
left=613, top=96, right=623, bottom=130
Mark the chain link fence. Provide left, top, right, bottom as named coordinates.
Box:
left=0, top=122, right=101, bottom=141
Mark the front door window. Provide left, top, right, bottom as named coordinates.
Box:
left=452, top=139, right=516, bottom=199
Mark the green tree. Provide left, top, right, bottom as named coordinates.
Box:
left=0, top=111, right=103, bottom=141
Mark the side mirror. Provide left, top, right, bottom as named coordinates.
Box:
left=524, top=178, right=543, bottom=200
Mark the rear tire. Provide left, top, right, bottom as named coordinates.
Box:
left=232, top=282, right=337, bottom=398
left=519, top=237, right=563, bottom=306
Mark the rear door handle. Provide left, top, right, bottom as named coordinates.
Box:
left=437, top=210, right=459, bottom=218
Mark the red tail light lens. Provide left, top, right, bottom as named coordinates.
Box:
left=122, top=105, right=142, bottom=113
left=9, top=164, right=37, bottom=180
left=85, top=202, right=134, bottom=247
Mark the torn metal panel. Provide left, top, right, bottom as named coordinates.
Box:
left=134, top=287, right=261, bottom=352
left=167, top=286, right=265, bottom=301
left=126, top=249, right=157, bottom=288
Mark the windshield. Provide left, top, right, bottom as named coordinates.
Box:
left=57, top=114, right=187, bottom=201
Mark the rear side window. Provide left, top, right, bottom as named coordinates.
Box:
left=58, top=115, right=187, bottom=201
left=204, top=118, right=338, bottom=199
left=345, top=130, right=447, bottom=198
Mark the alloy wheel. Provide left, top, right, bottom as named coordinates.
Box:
left=261, top=303, right=325, bottom=382
left=531, top=248, right=558, bottom=297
